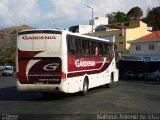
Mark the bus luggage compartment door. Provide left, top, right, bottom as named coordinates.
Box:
left=19, top=57, right=62, bottom=84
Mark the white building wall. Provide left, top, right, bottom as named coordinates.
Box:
left=130, top=41, right=160, bottom=55
left=90, top=17, right=108, bottom=26
left=79, top=25, right=96, bottom=34
left=70, top=17, right=108, bottom=34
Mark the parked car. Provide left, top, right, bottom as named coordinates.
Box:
left=134, top=70, right=145, bottom=79
left=0, top=66, right=3, bottom=71
left=125, top=71, right=134, bottom=78
left=2, top=66, right=14, bottom=76
left=125, top=70, right=144, bottom=79
left=146, top=70, right=160, bottom=81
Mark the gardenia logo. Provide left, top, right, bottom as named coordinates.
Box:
left=22, top=36, right=56, bottom=40
left=43, top=63, right=59, bottom=71
left=75, top=60, right=96, bottom=67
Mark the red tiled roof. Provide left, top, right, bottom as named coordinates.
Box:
left=136, top=31, right=160, bottom=40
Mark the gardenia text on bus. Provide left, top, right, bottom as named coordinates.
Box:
left=75, top=60, right=96, bottom=68
left=22, top=36, right=56, bottom=40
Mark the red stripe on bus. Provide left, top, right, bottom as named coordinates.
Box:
left=67, top=57, right=112, bottom=78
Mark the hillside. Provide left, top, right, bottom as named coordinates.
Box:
left=0, top=25, right=32, bottom=49
left=0, top=25, right=33, bottom=65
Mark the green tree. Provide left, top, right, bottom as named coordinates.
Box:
left=144, top=7, right=160, bottom=31
left=114, top=11, right=130, bottom=23
left=1, top=45, right=16, bottom=65
left=106, top=12, right=117, bottom=24
left=127, top=6, right=143, bottom=21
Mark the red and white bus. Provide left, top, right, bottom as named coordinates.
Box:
left=16, top=29, right=118, bottom=95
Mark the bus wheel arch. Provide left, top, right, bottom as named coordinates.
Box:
left=105, top=72, right=114, bottom=88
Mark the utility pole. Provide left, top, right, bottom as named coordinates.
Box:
left=87, top=5, right=94, bottom=36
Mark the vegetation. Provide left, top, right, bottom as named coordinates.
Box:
left=106, top=6, right=142, bottom=23
left=106, top=12, right=117, bottom=24
left=143, top=7, right=160, bottom=31
left=0, top=45, right=16, bottom=66
left=0, top=25, right=32, bottom=66
left=127, top=6, right=143, bottom=21
left=0, top=6, right=160, bottom=65
left=114, top=11, right=130, bottom=23
left=106, top=6, right=160, bottom=30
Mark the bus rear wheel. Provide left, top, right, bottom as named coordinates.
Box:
left=80, top=78, right=88, bottom=96
left=155, top=77, right=160, bottom=81
left=105, top=73, right=113, bottom=88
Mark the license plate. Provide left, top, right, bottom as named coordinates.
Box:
left=36, top=82, right=44, bottom=84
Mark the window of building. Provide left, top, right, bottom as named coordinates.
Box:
left=119, top=42, right=124, bottom=45
left=136, top=45, right=141, bottom=51
left=149, top=44, right=154, bottom=50
left=95, top=26, right=111, bottom=32
left=95, top=27, right=101, bottom=32
left=119, top=33, right=122, bottom=36
left=125, top=23, right=129, bottom=26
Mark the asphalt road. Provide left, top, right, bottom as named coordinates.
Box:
left=0, top=75, right=160, bottom=120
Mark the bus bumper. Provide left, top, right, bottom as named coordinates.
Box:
left=16, top=80, right=68, bottom=93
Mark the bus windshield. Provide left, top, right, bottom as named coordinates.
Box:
left=17, top=30, right=62, bottom=51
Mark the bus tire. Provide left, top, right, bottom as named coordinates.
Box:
left=80, top=78, right=89, bottom=96
left=155, top=77, right=160, bottom=81
left=41, top=92, right=53, bottom=98
left=105, top=73, right=114, bottom=88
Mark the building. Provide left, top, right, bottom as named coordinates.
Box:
left=87, top=21, right=151, bottom=54
left=69, top=17, right=108, bottom=34
left=89, top=17, right=108, bottom=26
left=121, top=31, right=160, bottom=62
left=125, top=21, right=151, bottom=50
left=69, top=19, right=151, bottom=54
left=120, top=31, right=160, bottom=79
left=87, top=26, right=125, bottom=54
left=129, top=31, right=160, bottom=55
left=69, top=25, right=93, bottom=34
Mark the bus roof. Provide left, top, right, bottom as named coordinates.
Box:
left=67, top=32, right=110, bottom=42
left=18, top=28, right=112, bottom=43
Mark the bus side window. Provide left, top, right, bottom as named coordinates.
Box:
left=76, top=37, right=82, bottom=56
left=95, top=42, right=103, bottom=56
left=98, top=42, right=103, bottom=56
left=95, top=45, right=99, bottom=56
left=90, top=40, right=96, bottom=56
left=67, top=36, right=76, bottom=55
left=109, top=43, right=114, bottom=57
left=82, top=38, right=89, bottom=56
left=103, top=43, right=109, bottom=56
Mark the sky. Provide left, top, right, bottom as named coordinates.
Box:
left=0, top=0, right=159, bottom=29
